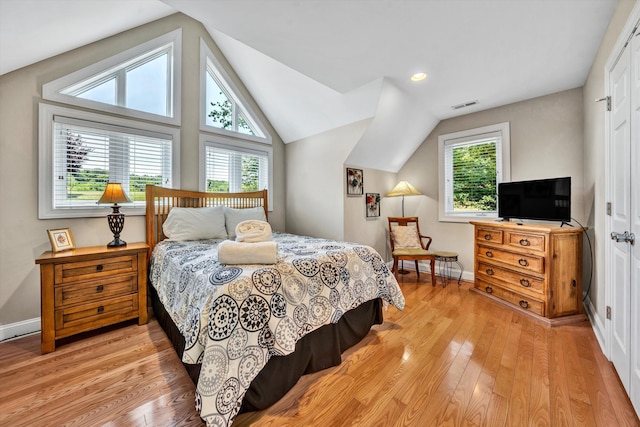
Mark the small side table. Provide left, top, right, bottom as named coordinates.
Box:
left=433, top=251, right=464, bottom=287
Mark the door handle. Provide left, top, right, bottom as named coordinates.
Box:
left=611, top=231, right=635, bottom=245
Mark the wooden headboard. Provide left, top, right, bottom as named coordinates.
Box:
left=145, top=185, right=268, bottom=253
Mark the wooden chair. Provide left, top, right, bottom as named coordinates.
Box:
left=388, top=216, right=436, bottom=285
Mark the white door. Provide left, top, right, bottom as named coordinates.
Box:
left=608, top=26, right=639, bottom=416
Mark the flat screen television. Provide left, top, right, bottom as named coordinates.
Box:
left=498, top=177, right=571, bottom=223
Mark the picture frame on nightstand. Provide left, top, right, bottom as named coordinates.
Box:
left=47, top=227, right=75, bottom=252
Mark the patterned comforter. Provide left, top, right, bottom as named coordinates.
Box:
left=149, top=232, right=405, bottom=427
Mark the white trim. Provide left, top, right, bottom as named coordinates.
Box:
left=38, top=103, right=181, bottom=219
left=437, top=122, right=511, bottom=223
left=199, top=39, right=272, bottom=144
left=583, top=294, right=607, bottom=355
left=43, top=29, right=182, bottom=126
left=603, top=0, right=640, bottom=361
left=0, top=317, right=40, bottom=342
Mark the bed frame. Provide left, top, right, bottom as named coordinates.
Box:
left=143, top=184, right=383, bottom=414
left=145, top=184, right=268, bottom=254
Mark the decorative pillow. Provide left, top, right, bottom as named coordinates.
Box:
left=162, top=206, right=227, bottom=241
left=224, top=207, right=267, bottom=238
left=391, top=225, right=421, bottom=249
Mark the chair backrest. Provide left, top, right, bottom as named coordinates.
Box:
left=388, top=216, right=425, bottom=250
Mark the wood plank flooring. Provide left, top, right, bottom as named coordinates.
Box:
left=1, top=275, right=638, bottom=427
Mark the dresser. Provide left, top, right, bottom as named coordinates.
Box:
left=470, top=222, right=584, bottom=325
left=36, top=242, right=149, bottom=353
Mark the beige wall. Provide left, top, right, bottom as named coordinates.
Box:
left=399, top=88, right=585, bottom=278
left=582, top=0, right=638, bottom=328
left=0, top=13, right=285, bottom=328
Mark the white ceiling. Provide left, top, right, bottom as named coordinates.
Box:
left=0, top=0, right=617, bottom=172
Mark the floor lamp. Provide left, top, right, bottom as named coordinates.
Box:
left=387, top=181, right=422, bottom=274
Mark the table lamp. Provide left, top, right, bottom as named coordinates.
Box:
left=97, top=182, right=132, bottom=247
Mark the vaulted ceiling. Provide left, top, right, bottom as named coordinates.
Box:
left=0, top=0, right=617, bottom=172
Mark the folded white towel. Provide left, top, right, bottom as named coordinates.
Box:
left=235, top=220, right=272, bottom=243
left=218, top=240, right=278, bottom=265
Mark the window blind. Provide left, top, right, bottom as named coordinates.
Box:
left=204, top=143, right=268, bottom=193
left=53, top=115, right=172, bottom=208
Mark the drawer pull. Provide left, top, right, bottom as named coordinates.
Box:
left=484, top=234, right=492, bottom=241
left=486, top=268, right=494, bottom=276
left=485, top=251, right=493, bottom=258
left=485, top=286, right=493, bottom=294
left=519, top=300, right=529, bottom=309
left=519, top=238, right=530, bottom=246
left=96, top=285, right=104, bottom=292
left=520, top=278, right=531, bottom=287
left=518, top=258, right=529, bottom=267
left=96, top=265, right=104, bottom=272
left=97, top=306, right=104, bottom=314
left=571, top=279, right=577, bottom=288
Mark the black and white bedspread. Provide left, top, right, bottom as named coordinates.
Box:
left=149, top=232, right=405, bottom=427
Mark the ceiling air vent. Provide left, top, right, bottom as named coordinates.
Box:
left=451, top=100, right=479, bottom=110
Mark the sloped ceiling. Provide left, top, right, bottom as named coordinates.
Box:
left=0, top=0, right=617, bottom=172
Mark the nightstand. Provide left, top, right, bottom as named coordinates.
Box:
left=35, top=242, right=149, bottom=354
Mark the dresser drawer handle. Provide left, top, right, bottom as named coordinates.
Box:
left=96, top=265, right=104, bottom=272
left=519, top=300, right=529, bottom=309
left=519, top=238, right=530, bottom=246
left=485, top=286, right=493, bottom=294
left=520, top=279, right=531, bottom=287
left=485, top=251, right=493, bottom=258
left=96, top=285, right=104, bottom=292
left=484, top=234, right=492, bottom=241
left=486, top=268, right=494, bottom=276
left=518, top=258, right=529, bottom=267
left=97, top=306, right=104, bottom=314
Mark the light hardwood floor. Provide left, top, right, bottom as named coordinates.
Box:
left=1, top=275, right=638, bottom=427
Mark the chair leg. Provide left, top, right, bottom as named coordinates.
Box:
left=415, top=260, right=420, bottom=278
left=430, top=258, right=436, bottom=286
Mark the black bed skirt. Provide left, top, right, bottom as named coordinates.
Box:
left=150, top=285, right=383, bottom=413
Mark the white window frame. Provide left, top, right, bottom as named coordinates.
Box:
left=39, top=103, right=181, bottom=219
left=199, top=39, right=271, bottom=144
left=43, top=29, right=182, bottom=126
left=438, top=122, right=511, bottom=223
left=199, top=134, right=273, bottom=210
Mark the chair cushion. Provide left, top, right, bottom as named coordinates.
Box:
left=391, top=225, right=421, bottom=248
left=392, top=248, right=436, bottom=257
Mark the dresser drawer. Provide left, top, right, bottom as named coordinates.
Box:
left=476, top=262, right=545, bottom=295
left=54, top=275, right=137, bottom=307
left=506, top=231, right=545, bottom=252
left=55, top=294, right=139, bottom=337
left=477, top=245, right=544, bottom=273
left=477, top=279, right=545, bottom=316
left=54, top=255, right=138, bottom=284
left=475, top=227, right=503, bottom=244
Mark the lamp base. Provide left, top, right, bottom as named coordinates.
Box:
left=107, top=238, right=127, bottom=248
left=398, top=269, right=410, bottom=275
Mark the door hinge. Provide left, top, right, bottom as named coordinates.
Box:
left=606, top=306, right=612, bottom=320
left=595, top=96, right=611, bottom=111
left=606, top=202, right=612, bottom=216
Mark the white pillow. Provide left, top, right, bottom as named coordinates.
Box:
left=163, top=206, right=227, bottom=241
left=391, top=225, right=421, bottom=249
left=224, top=207, right=267, bottom=238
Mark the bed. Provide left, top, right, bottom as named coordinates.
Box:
left=145, top=185, right=405, bottom=427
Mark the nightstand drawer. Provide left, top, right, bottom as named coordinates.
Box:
left=55, top=294, right=139, bottom=337
left=477, top=245, right=544, bottom=273
left=55, top=255, right=137, bottom=284
left=54, top=275, right=137, bottom=307
left=477, top=262, right=545, bottom=294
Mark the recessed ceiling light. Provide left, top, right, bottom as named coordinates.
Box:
left=411, top=72, right=427, bottom=82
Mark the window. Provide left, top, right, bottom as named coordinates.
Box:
left=43, top=30, right=181, bottom=125
left=200, top=136, right=272, bottom=207
left=438, top=122, right=510, bottom=222
left=200, top=39, right=271, bottom=144
left=39, top=104, right=180, bottom=219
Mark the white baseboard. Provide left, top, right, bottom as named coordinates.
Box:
left=391, top=260, right=474, bottom=282
left=0, top=317, right=41, bottom=342
left=583, top=294, right=608, bottom=358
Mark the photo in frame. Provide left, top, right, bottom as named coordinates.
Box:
left=346, top=167, right=364, bottom=196
left=366, top=193, right=381, bottom=217
left=47, top=228, right=76, bottom=252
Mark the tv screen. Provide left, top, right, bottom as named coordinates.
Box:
left=498, top=177, right=571, bottom=223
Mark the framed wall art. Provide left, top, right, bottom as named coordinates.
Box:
left=346, top=167, right=363, bottom=196
left=47, top=227, right=76, bottom=252
left=366, top=193, right=380, bottom=217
